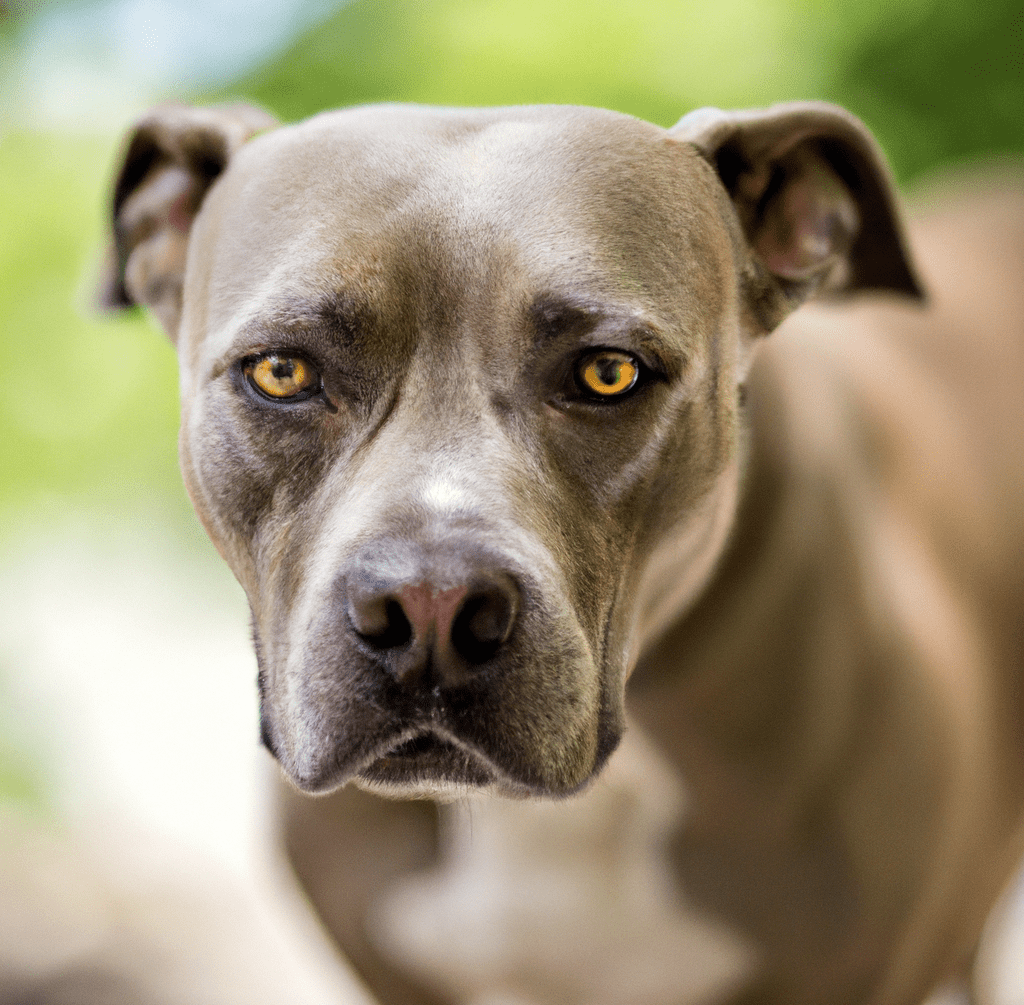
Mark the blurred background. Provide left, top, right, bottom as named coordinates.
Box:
left=0, top=0, right=1022, bottom=998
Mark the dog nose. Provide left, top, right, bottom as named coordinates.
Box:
left=346, top=569, right=520, bottom=685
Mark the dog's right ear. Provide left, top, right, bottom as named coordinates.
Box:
left=99, top=102, right=277, bottom=341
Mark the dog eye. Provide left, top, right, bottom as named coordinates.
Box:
left=244, top=354, right=321, bottom=401
left=576, top=350, right=640, bottom=398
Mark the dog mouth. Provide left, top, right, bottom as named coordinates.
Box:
left=356, top=728, right=509, bottom=795
left=382, top=733, right=451, bottom=759
left=260, top=583, right=617, bottom=797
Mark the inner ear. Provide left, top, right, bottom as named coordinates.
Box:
left=727, top=140, right=860, bottom=286
left=99, top=101, right=276, bottom=340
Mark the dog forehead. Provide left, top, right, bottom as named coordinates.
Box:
left=214, top=106, right=714, bottom=259
left=243, top=102, right=679, bottom=199
left=184, top=104, right=730, bottom=362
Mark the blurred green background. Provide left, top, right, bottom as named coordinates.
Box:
left=0, top=0, right=1021, bottom=805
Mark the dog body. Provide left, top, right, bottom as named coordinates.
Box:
left=105, top=100, right=1024, bottom=1005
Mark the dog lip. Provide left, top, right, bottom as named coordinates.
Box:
left=286, top=727, right=452, bottom=793
left=381, top=731, right=452, bottom=759
left=357, top=723, right=466, bottom=767
left=287, top=717, right=602, bottom=798
left=357, top=726, right=500, bottom=791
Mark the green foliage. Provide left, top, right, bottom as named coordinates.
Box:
left=230, top=0, right=826, bottom=133
left=832, top=0, right=1024, bottom=180
left=227, top=0, right=1024, bottom=184
left=0, top=725, right=46, bottom=809
left=0, top=131, right=184, bottom=519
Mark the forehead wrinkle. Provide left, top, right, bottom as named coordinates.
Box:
left=527, top=291, right=688, bottom=377
left=529, top=293, right=604, bottom=343
left=209, top=291, right=377, bottom=378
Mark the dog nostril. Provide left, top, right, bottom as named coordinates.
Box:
left=346, top=565, right=520, bottom=672
left=451, top=582, right=519, bottom=664
left=350, top=595, right=413, bottom=650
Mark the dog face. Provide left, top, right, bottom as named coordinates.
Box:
left=104, top=101, right=918, bottom=798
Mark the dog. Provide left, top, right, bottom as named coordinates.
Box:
left=101, top=99, right=1024, bottom=1005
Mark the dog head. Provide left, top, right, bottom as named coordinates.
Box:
left=103, top=100, right=919, bottom=798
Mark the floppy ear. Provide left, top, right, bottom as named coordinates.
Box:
left=99, top=101, right=277, bottom=341
left=672, top=101, right=924, bottom=333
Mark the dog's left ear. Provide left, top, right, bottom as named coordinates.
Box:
left=672, top=102, right=924, bottom=333
left=99, top=101, right=277, bottom=340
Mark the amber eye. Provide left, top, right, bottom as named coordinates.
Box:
left=245, top=354, right=320, bottom=400
left=576, top=350, right=639, bottom=398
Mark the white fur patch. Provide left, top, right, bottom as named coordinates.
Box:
left=418, top=476, right=473, bottom=515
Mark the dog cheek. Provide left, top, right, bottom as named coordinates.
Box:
left=505, top=441, right=623, bottom=639
left=180, top=407, right=333, bottom=595
left=526, top=435, right=662, bottom=659
left=186, top=428, right=274, bottom=571
left=646, top=402, right=738, bottom=539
